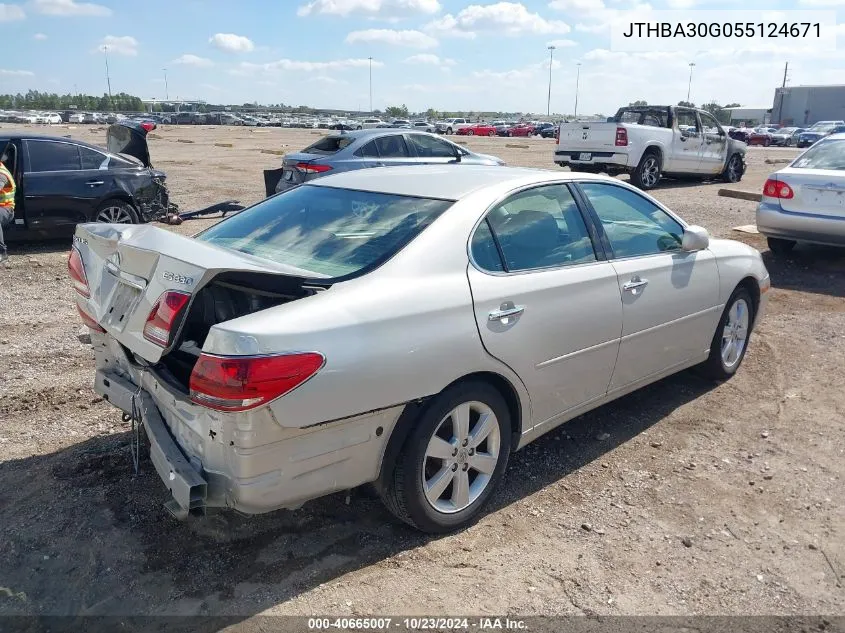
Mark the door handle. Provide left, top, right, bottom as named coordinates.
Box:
left=488, top=302, right=525, bottom=322
left=622, top=276, right=649, bottom=292
left=85, top=180, right=104, bottom=187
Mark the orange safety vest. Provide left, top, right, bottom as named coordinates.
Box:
left=0, top=162, right=14, bottom=209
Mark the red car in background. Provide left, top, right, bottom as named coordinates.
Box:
left=747, top=127, right=776, bottom=146
left=456, top=123, right=497, bottom=136
left=507, top=123, right=536, bottom=137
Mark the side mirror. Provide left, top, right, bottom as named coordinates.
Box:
left=682, top=225, right=710, bottom=252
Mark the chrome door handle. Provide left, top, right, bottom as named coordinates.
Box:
left=622, top=276, right=649, bottom=292
left=86, top=180, right=104, bottom=187
left=488, top=303, right=525, bottom=322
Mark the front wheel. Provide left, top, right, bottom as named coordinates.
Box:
left=380, top=381, right=511, bottom=533
left=466, top=130, right=474, bottom=136
left=631, top=151, right=661, bottom=190
left=487, top=130, right=495, bottom=137
left=700, top=287, right=754, bottom=379
left=722, top=153, right=743, bottom=183
left=95, top=200, right=138, bottom=224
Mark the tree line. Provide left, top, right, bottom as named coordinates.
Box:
left=0, top=90, right=145, bottom=112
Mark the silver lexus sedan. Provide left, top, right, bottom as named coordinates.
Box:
left=71, top=166, right=770, bottom=533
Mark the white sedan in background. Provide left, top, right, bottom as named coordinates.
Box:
left=757, top=133, right=845, bottom=254
left=72, top=166, right=769, bottom=533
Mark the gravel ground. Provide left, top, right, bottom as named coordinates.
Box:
left=0, top=124, right=843, bottom=621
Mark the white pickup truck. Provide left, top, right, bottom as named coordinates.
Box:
left=435, top=117, right=473, bottom=135
left=554, top=105, right=747, bottom=190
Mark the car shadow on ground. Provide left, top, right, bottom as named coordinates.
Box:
left=0, top=369, right=718, bottom=624
left=6, top=238, right=73, bottom=256
left=761, top=245, right=845, bottom=299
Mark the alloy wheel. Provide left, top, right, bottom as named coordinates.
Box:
left=721, top=298, right=750, bottom=369
left=422, top=401, right=501, bottom=514
left=641, top=157, right=659, bottom=187
left=96, top=205, right=134, bottom=224
left=727, top=155, right=741, bottom=181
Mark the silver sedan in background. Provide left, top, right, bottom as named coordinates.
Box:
left=72, top=167, right=769, bottom=533
left=758, top=133, right=845, bottom=255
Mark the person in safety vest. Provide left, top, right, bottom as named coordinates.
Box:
left=0, top=157, right=15, bottom=263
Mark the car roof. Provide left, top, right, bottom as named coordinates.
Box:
left=0, top=131, right=104, bottom=151
left=308, top=164, right=605, bottom=200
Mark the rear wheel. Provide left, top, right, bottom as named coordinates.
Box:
left=487, top=130, right=495, bottom=137
left=96, top=200, right=138, bottom=224
left=701, top=287, right=754, bottom=379
left=631, top=151, right=661, bottom=190
left=380, top=381, right=511, bottom=533
left=767, top=237, right=796, bottom=256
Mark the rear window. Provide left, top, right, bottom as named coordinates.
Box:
left=302, top=135, right=354, bottom=155
left=196, top=185, right=453, bottom=279
left=614, top=108, right=668, bottom=127
left=791, top=139, right=845, bottom=171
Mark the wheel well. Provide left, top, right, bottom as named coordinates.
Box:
left=98, top=195, right=136, bottom=211
left=643, top=145, right=663, bottom=167
left=374, top=371, right=524, bottom=493
left=737, top=276, right=761, bottom=317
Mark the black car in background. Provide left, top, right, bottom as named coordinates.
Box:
left=1, top=121, right=171, bottom=240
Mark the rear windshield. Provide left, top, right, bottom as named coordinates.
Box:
left=614, top=108, right=668, bottom=127
left=302, top=135, right=354, bottom=155
left=791, top=139, right=845, bottom=171
left=196, top=185, right=453, bottom=279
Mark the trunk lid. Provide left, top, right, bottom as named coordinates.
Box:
left=773, top=167, right=845, bottom=219
left=106, top=121, right=155, bottom=168
left=556, top=122, right=619, bottom=152
left=74, top=222, right=324, bottom=363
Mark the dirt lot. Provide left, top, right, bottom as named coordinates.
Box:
left=1, top=124, right=843, bottom=621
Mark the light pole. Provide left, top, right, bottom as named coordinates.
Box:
left=368, top=56, right=373, bottom=113
left=163, top=68, right=169, bottom=100
left=102, top=45, right=114, bottom=111
left=546, top=45, right=555, bottom=117
left=686, top=62, right=695, bottom=103
left=574, top=62, right=581, bottom=119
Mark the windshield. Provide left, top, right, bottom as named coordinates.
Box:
left=791, top=139, right=845, bottom=170
left=197, top=185, right=453, bottom=279
left=810, top=123, right=835, bottom=133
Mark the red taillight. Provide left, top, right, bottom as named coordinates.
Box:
left=189, top=352, right=324, bottom=412
left=77, top=304, right=105, bottom=333
left=763, top=178, right=794, bottom=199
left=141, top=121, right=156, bottom=132
left=554, top=127, right=560, bottom=143
left=615, top=126, right=628, bottom=147
left=143, top=290, right=191, bottom=347
left=68, top=248, right=90, bottom=298
left=295, top=162, right=332, bottom=174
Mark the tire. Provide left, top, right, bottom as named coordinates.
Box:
left=767, top=237, right=796, bottom=256
left=446, top=127, right=453, bottom=135
left=722, top=153, right=743, bottom=183
left=487, top=130, right=495, bottom=137
left=380, top=381, right=512, bottom=534
left=466, top=130, right=475, bottom=136
left=631, top=151, right=661, bottom=190
left=357, top=126, right=362, bottom=130
left=95, top=200, right=138, bottom=224
left=700, top=287, right=755, bottom=380
left=764, top=138, right=771, bottom=147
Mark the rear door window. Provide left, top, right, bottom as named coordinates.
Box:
left=79, top=146, right=109, bottom=170
left=355, top=140, right=380, bottom=158
left=25, top=140, right=81, bottom=172
left=407, top=134, right=457, bottom=158
left=373, top=135, right=409, bottom=158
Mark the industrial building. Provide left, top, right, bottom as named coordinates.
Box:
left=727, top=106, right=771, bottom=126
left=771, top=85, right=845, bottom=127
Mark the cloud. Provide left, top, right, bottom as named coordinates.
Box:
left=0, top=3, right=25, bottom=20
left=546, top=38, right=577, bottom=47
left=33, top=32, right=47, bottom=40
left=562, top=1, right=651, bottom=33
left=426, top=2, right=570, bottom=38
left=172, top=54, right=214, bottom=68
left=96, top=35, right=139, bottom=56
left=209, top=33, right=254, bottom=53
left=308, top=75, right=349, bottom=85
left=345, top=28, right=438, bottom=48
left=234, top=57, right=385, bottom=75
left=799, top=0, right=845, bottom=5
left=404, top=53, right=456, bottom=66
left=31, top=0, right=110, bottom=16
left=548, top=0, right=605, bottom=10
left=0, top=68, right=34, bottom=76
left=298, top=0, right=440, bottom=18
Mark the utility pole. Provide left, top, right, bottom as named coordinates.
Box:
left=546, top=45, right=555, bottom=117
left=163, top=68, right=169, bottom=100
left=782, top=61, right=789, bottom=88
left=368, top=57, right=373, bottom=113
left=776, top=61, right=789, bottom=125
left=686, top=62, right=695, bottom=103
left=574, top=62, right=581, bottom=119
left=102, top=45, right=114, bottom=111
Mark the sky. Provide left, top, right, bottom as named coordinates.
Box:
left=2, top=0, right=844, bottom=115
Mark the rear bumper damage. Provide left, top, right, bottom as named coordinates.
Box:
left=91, top=333, right=404, bottom=520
